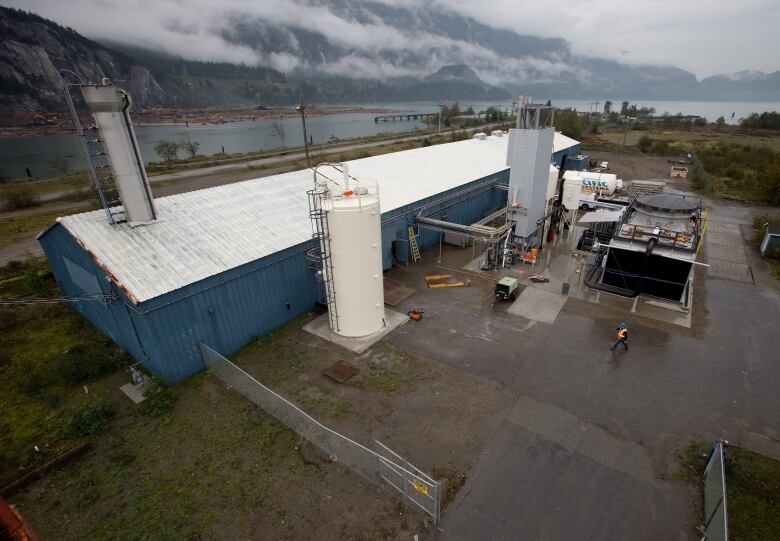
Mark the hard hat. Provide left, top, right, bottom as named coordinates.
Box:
left=620, top=322, right=627, bottom=327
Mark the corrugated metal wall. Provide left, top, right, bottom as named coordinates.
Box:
left=552, top=144, right=581, bottom=168
left=38, top=225, right=147, bottom=364
left=379, top=169, right=509, bottom=268
left=41, top=148, right=587, bottom=384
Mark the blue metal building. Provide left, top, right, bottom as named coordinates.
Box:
left=39, top=134, right=578, bottom=383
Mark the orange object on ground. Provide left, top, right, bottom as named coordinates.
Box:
left=0, top=496, right=38, bottom=541
left=408, top=308, right=424, bottom=321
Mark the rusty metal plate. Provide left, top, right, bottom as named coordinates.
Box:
left=322, top=361, right=358, bottom=383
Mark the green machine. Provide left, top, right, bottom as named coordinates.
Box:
left=493, top=276, right=519, bottom=307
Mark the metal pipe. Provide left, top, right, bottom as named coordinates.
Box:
left=119, top=90, right=157, bottom=221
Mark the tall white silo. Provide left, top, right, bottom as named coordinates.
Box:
left=81, top=81, right=157, bottom=226
left=312, top=166, right=385, bottom=337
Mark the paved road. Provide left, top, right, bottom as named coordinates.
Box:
left=385, top=196, right=779, bottom=540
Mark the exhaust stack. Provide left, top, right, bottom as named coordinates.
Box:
left=81, top=81, right=157, bottom=226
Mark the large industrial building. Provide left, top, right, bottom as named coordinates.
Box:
left=39, top=130, right=579, bottom=383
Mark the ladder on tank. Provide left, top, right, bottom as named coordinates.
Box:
left=307, top=187, right=339, bottom=332
left=408, top=225, right=421, bottom=262
left=60, top=72, right=125, bottom=225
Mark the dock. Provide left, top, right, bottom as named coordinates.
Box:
left=374, top=113, right=437, bottom=122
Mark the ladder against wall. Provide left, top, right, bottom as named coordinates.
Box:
left=408, top=225, right=421, bottom=262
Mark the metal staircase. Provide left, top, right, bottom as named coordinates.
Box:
left=60, top=73, right=125, bottom=224
left=307, top=186, right=339, bottom=332
left=408, top=225, right=421, bottom=262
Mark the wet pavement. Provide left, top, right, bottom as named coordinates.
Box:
left=383, top=196, right=779, bottom=540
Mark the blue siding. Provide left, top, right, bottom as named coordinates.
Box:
left=38, top=226, right=146, bottom=364
left=40, top=147, right=587, bottom=384
left=379, top=169, right=510, bottom=267
left=40, top=224, right=320, bottom=383
left=552, top=144, right=581, bottom=168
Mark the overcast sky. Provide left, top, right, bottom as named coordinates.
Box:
left=5, top=0, right=779, bottom=78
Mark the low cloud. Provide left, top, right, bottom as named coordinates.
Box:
left=5, top=0, right=778, bottom=81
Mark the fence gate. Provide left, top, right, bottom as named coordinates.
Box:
left=702, top=441, right=728, bottom=541
left=374, top=439, right=441, bottom=524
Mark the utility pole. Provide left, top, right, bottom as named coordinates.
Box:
left=438, top=103, right=444, bottom=135
left=297, top=96, right=310, bottom=168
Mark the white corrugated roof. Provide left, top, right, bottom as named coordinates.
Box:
left=553, top=132, right=579, bottom=153
left=54, top=132, right=577, bottom=303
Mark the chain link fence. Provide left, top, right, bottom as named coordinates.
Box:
left=702, top=441, right=728, bottom=541
left=200, top=343, right=442, bottom=524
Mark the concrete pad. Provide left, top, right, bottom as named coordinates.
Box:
left=303, top=310, right=409, bottom=354
left=507, top=285, right=568, bottom=324
left=741, top=431, right=780, bottom=461
left=708, top=259, right=754, bottom=283
left=707, top=242, right=748, bottom=264
left=707, top=221, right=742, bottom=235
left=120, top=383, right=146, bottom=404
left=707, top=230, right=743, bottom=247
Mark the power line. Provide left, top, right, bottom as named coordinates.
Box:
left=0, top=293, right=112, bottom=306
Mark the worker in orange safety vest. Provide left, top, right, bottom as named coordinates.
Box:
left=609, top=322, right=629, bottom=351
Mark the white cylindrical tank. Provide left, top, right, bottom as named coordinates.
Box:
left=322, top=185, right=384, bottom=337
left=81, top=82, right=157, bottom=226
left=563, top=171, right=619, bottom=195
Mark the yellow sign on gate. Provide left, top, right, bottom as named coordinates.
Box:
left=412, top=479, right=429, bottom=495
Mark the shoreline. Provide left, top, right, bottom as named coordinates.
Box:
left=0, top=106, right=414, bottom=138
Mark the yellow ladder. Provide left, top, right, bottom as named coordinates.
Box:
left=408, top=226, right=421, bottom=262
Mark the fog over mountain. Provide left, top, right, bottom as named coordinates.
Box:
left=1, top=0, right=779, bottom=111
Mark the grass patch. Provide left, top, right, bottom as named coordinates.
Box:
left=0, top=258, right=131, bottom=487
left=135, top=377, right=177, bottom=417
left=348, top=343, right=428, bottom=393
left=295, top=391, right=351, bottom=418
left=673, top=441, right=707, bottom=484
left=726, top=446, right=780, bottom=540
left=9, top=372, right=336, bottom=540
left=0, top=202, right=94, bottom=237
left=1, top=185, right=39, bottom=210
left=58, top=401, right=115, bottom=439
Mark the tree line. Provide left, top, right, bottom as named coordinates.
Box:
left=740, top=112, right=780, bottom=130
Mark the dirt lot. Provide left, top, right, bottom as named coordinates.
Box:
left=10, top=315, right=512, bottom=540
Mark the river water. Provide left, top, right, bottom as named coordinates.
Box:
left=1, top=99, right=779, bottom=180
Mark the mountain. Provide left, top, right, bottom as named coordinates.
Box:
left=1, top=4, right=779, bottom=114
left=0, top=7, right=168, bottom=113
left=699, top=71, right=780, bottom=101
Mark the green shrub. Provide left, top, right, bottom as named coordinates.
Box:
left=22, top=269, right=51, bottom=297
left=766, top=242, right=780, bottom=260
left=637, top=135, right=653, bottom=153
left=2, top=186, right=39, bottom=210
left=59, top=401, right=115, bottom=438
left=55, top=345, right=126, bottom=384
left=136, top=377, right=176, bottom=417
left=14, top=365, right=48, bottom=394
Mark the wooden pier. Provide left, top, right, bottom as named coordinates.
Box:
left=374, top=113, right=438, bottom=123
